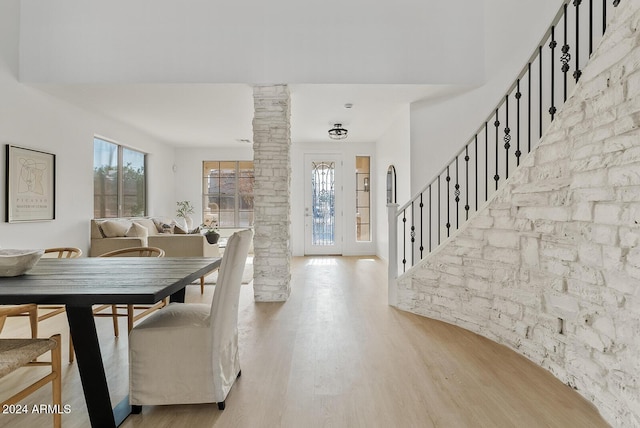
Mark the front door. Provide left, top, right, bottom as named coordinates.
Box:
left=304, top=154, right=342, bottom=255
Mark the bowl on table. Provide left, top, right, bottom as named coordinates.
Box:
left=0, top=249, right=45, bottom=277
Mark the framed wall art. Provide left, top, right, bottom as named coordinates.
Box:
left=5, top=145, right=56, bottom=222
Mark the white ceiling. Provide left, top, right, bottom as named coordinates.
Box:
left=33, top=83, right=471, bottom=147
left=20, top=0, right=483, bottom=149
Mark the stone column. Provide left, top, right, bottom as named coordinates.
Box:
left=252, top=85, right=291, bottom=302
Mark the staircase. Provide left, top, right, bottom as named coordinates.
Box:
left=388, top=1, right=640, bottom=426
left=390, top=0, right=622, bottom=280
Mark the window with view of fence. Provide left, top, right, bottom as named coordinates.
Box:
left=202, top=161, right=254, bottom=228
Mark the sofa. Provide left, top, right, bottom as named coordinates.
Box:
left=90, top=217, right=220, bottom=258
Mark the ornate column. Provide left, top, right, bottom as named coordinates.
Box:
left=252, top=85, right=291, bottom=302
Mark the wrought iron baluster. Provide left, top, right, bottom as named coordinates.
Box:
left=474, top=135, right=478, bottom=211
left=455, top=157, right=460, bottom=229
left=589, top=0, right=593, bottom=55
left=603, top=0, right=606, bottom=34
left=402, top=209, right=407, bottom=272
left=516, top=80, right=522, bottom=166
left=446, top=166, right=451, bottom=237
left=539, top=46, right=543, bottom=139
left=410, top=201, right=415, bottom=267
left=485, top=122, right=489, bottom=201
left=428, top=184, right=432, bottom=252
left=494, top=109, right=500, bottom=190
left=549, top=26, right=557, bottom=121
left=561, top=4, right=571, bottom=98
left=465, top=145, right=470, bottom=220
left=574, top=0, right=582, bottom=82
left=528, top=63, right=532, bottom=152
left=437, top=175, right=441, bottom=245
left=504, top=95, right=511, bottom=179
left=419, top=194, right=424, bottom=259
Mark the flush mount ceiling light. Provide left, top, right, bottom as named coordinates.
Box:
left=328, top=123, right=348, bottom=140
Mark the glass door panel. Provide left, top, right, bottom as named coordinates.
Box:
left=304, top=154, right=342, bottom=255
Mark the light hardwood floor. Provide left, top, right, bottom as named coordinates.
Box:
left=0, top=256, right=608, bottom=428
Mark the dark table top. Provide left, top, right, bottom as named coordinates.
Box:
left=0, top=257, right=221, bottom=306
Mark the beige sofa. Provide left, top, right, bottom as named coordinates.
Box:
left=90, top=218, right=220, bottom=258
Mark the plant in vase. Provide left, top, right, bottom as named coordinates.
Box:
left=201, top=218, right=220, bottom=244
left=176, top=200, right=195, bottom=231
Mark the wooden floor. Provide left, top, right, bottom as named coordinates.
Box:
left=0, top=256, right=609, bottom=428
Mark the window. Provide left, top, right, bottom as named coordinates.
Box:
left=202, top=161, right=254, bottom=228
left=93, top=137, right=147, bottom=218
left=356, top=156, right=371, bottom=241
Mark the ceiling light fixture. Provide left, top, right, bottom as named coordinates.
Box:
left=328, top=123, right=348, bottom=140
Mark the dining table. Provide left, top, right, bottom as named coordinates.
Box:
left=0, top=256, right=221, bottom=428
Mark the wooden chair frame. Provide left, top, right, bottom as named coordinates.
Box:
left=39, top=247, right=82, bottom=363
left=39, top=247, right=83, bottom=322
left=0, top=305, right=38, bottom=338
left=94, top=247, right=167, bottom=335
left=0, top=334, right=62, bottom=428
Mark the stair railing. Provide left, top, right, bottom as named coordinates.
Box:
left=389, top=0, right=622, bottom=294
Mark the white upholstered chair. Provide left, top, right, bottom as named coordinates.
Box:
left=129, top=229, right=253, bottom=412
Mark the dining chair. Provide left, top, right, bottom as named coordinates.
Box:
left=40, top=247, right=82, bottom=363
left=0, top=305, right=38, bottom=338
left=129, top=229, right=252, bottom=412
left=0, top=244, right=38, bottom=339
left=42, top=247, right=83, bottom=260
left=0, top=334, right=62, bottom=428
left=39, top=247, right=83, bottom=322
left=94, top=246, right=166, bottom=337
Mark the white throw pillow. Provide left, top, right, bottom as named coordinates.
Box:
left=100, top=220, right=132, bottom=238
left=127, top=222, right=149, bottom=238
left=134, top=218, right=158, bottom=236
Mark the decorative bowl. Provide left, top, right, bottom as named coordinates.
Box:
left=0, top=249, right=45, bottom=277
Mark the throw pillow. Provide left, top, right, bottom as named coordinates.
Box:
left=152, top=217, right=174, bottom=233
left=100, top=220, right=131, bottom=238
left=126, top=222, right=149, bottom=238
left=152, top=218, right=164, bottom=233
left=135, top=218, right=158, bottom=236
left=173, top=223, right=187, bottom=234
left=189, top=226, right=201, bottom=234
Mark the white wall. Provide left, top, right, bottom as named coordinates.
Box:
left=172, top=146, right=253, bottom=227
left=375, top=106, right=411, bottom=261
left=18, top=0, right=484, bottom=86
left=0, top=0, right=175, bottom=255
left=409, top=0, right=563, bottom=195
left=291, top=141, right=377, bottom=256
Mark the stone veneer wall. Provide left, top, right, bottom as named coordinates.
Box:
left=252, top=85, right=292, bottom=302
left=397, top=2, right=640, bottom=426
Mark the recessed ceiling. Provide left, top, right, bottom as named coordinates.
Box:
left=32, top=83, right=471, bottom=147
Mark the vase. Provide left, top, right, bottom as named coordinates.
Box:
left=205, top=232, right=220, bottom=244
left=184, top=216, right=193, bottom=231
